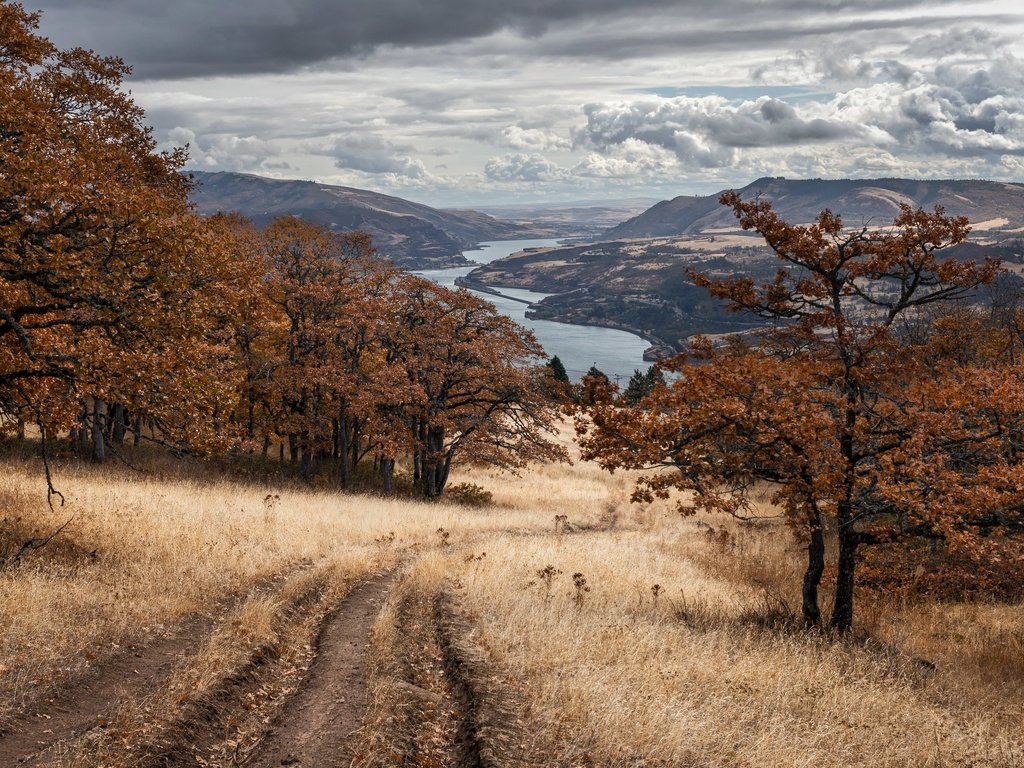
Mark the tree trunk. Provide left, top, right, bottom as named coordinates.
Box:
left=350, top=421, right=361, bottom=468
left=78, top=401, right=90, bottom=451
left=381, top=457, right=395, bottom=495
left=16, top=417, right=25, bottom=440
left=112, top=403, right=126, bottom=446
left=422, top=426, right=447, bottom=497
left=802, top=514, right=825, bottom=627
left=91, top=399, right=106, bottom=463
left=830, top=528, right=858, bottom=632
left=438, top=453, right=452, bottom=496
left=132, top=414, right=142, bottom=447
left=247, top=399, right=256, bottom=441
left=338, top=408, right=349, bottom=486
left=301, top=433, right=312, bottom=482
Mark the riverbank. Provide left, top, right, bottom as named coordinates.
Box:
left=415, top=241, right=652, bottom=382
left=455, top=275, right=672, bottom=363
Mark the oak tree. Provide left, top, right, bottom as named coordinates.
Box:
left=1, top=2, right=246, bottom=457
left=579, top=192, right=1022, bottom=631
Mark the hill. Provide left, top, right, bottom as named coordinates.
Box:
left=188, top=171, right=558, bottom=268
left=475, top=198, right=659, bottom=237
left=607, top=177, right=1024, bottom=239
left=467, top=177, right=1024, bottom=353
left=0, top=437, right=1019, bottom=765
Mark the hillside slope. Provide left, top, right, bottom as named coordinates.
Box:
left=188, top=171, right=552, bottom=268
left=608, top=177, right=1024, bottom=238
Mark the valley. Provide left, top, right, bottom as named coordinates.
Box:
left=460, top=177, right=1024, bottom=354
left=188, top=173, right=1024, bottom=360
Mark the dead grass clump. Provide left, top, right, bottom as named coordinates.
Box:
left=0, top=449, right=570, bottom=733
left=448, top=530, right=1024, bottom=767
left=444, top=482, right=494, bottom=508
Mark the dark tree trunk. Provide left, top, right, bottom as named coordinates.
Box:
left=132, top=414, right=142, bottom=447
left=338, top=407, right=349, bottom=486
left=830, top=527, right=858, bottom=632
left=802, top=514, right=825, bottom=627
left=288, top=433, right=298, bottom=465
left=301, top=433, right=312, bottom=482
left=111, top=403, right=126, bottom=446
left=422, top=426, right=448, bottom=497
left=350, top=421, right=361, bottom=468
left=262, top=434, right=270, bottom=458
left=77, top=401, right=90, bottom=451
left=438, top=454, right=452, bottom=496
left=247, top=399, right=256, bottom=441
left=91, top=399, right=105, bottom=463
left=411, top=418, right=422, bottom=483
left=381, top=457, right=395, bottom=495
left=16, top=418, right=25, bottom=440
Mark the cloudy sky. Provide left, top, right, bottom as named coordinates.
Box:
left=30, top=0, right=1024, bottom=206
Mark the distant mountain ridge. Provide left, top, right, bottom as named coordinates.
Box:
left=607, top=177, right=1024, bottom=239
left=188, top=171, right=554, bottom=268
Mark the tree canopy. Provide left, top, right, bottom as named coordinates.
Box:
left=0, top=3, right=566, bottom=498
left=0, top=2, right=246, bottom=454
left=579, top=192, right=1024, bottom=631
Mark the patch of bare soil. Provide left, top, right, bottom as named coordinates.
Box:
left=84, top=563, right=338, bottom=767
left=0, top=565, right=313, bottom=767
left=353, top=578, right=540, bottom=767
left=244, top=570, right=395, bottom=768
left=0, top=613, right=215, bottom=767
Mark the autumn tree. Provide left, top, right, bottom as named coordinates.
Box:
left=256, top=216, right=381, bottom=480
left=1, top=2, right=245, bottom=458
left=579, top=192, right=1023, bottom=631
left=385, top=276, right=567, bottom=497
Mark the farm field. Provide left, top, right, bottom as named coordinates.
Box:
left=0, top=434, right=1021, bottom=767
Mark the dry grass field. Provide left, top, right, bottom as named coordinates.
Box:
left=0, top=432, right=1021, bottom=766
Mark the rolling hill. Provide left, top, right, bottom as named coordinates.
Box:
left=607, top=177, right=1024, bottom=239
left=188, top=171, right=558, bottom=268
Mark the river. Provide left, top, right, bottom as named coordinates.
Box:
left=415, top=239, right=652, bottom=384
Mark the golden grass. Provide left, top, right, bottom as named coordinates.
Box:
left=0, top=443, right=603, bottom=730
left=2, top=429, right=1021, bottom=766
left=443, top=524, right=1024, bottom=767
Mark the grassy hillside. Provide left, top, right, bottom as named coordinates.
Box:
left=189, top=171, right=563, bottom=269
left=608, top=177, right=1024, bottom=239
left=0, top=435, right=1021, bottom=766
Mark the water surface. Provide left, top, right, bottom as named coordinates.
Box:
left=416, top=239, right=651, bottom=383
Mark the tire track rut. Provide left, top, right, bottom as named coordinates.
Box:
left=245, top=570, right=395, bottom=768
left=0, top=564, right=311, bottom=767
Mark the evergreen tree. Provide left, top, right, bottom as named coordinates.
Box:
left=548, top=355, right=570, bottom=384
left=622, top=366, right=666, bottom=405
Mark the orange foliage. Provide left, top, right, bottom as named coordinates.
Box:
left=1, top=6, right=565, bottom=497
left=0, top=3, right=249, bottom=453
left=580, top=192, right=1022, bottom=630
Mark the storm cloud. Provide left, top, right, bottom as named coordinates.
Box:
left=36, top=0, right=967, bottom=80
left=25, top=0, right=1024, bottom=205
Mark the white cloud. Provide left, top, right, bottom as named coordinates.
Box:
left=501, top=126, right=571, bottom=151
left=484, top=153, right=566, bottom=182
left=66, top=0, right=1024, bottom=205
